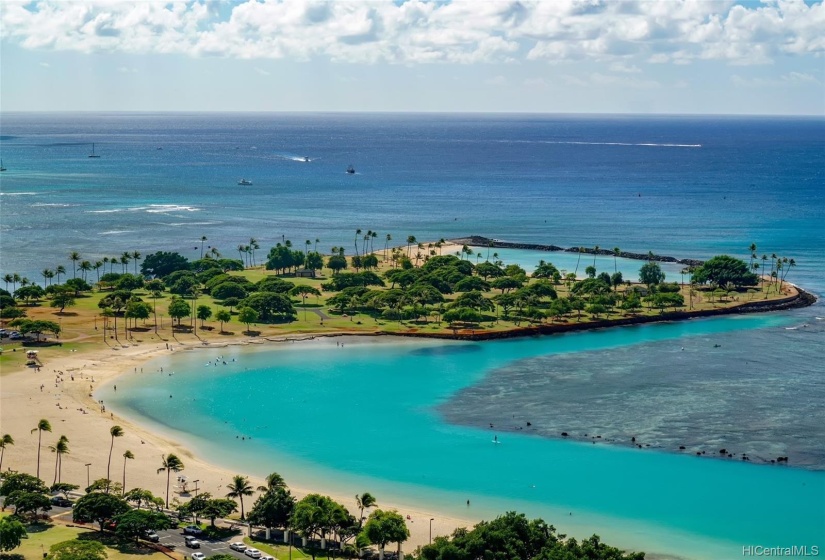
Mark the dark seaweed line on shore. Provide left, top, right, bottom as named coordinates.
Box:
left=451, top=236, right=705, bottom=266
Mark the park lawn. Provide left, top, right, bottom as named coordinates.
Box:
left=0, top=513, right=174, bottom=560
left=243, top=536, right=312, bottom=560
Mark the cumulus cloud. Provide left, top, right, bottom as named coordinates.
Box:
left=0, top=0, right=822, bottom=66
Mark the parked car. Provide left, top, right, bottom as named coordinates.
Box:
left=245, top=548, right=263, bottom=559
left=184, top=536, right=201, bottom=549
left=9, top=332, right=24, bottom=340
left=50, top=496, right=72, bottom=507
left=229, top=542, right=248, bottom=552
left=190, top=554, right=206, bottom=560
left=261, top=556, right=275, bottom=560
left=182, top=525, right=203, bottom=536
left=144, top=529, right=160, bottom=542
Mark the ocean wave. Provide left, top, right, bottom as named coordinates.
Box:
left=99, top=230, right=134, bottom=235
left=167, top=221, right=222, bottom=227
left=31, top=203, right=76, bottom=207
left=0, top=192, right=39, bottom=196
left=539, top=140, right=702, bottom=148
left=87, top=204, right=199, bottom=214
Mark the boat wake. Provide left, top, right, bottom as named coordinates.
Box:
left=540, top=140, right=701, bottom=148
left=87, top=204, right=199, bottom=214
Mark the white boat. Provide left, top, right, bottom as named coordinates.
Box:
left=303, top=156, right=310, bottom=162
left=88, top=143, right=100, bottom=158
left=238, top=178, right=253, bottom=185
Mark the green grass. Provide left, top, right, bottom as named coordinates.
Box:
left=243, top=536, right=312, bottom=560
left=0, top=513, right=169, bottom=560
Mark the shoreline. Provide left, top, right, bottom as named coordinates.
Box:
left=451, top=236, right=706, bottom=267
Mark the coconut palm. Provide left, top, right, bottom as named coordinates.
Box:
left=79, top=260, right=92, bottom=281
left=132, top=251, right=141, bottom=274
left=249, top=238, right=259, bottom=267
left=122, top=450, right=134, bottom=495
left=2, top=274, right=12, bottom=291
left=31, top=418, right=52, bottom=479
left=574, top=247, right=583, bottom=277
left=593, top=245, right=599, bottom=268
left=41, top=269, right=52, bottom=288
left=94, top=261, right=104, bottom=283
left=354, top=229, right=362, bottom=257
left=0, top=434, right=14, bottom=472
left=256, top=471, right=286, bottom=493
left=384, top=234, right=392, bottom=261
left=50, top=435, right=69, bottom=485
left=120, top=253, right=131, bottom=273
left=157, top=453, right=184, bottom=508
left=406, top=235, right=416, bottom=258
left=314, top=238, right=320, bottom=253
left=107, top=425, right=124, bottom=485
left=209, top=247, right=221, bottom=259
left=200, top=236, right=208, bottom=259
left=69, top=251, right=81, bottom=278
left=371, top=231, right=378, bottom=254
left=613, top=247, right=620, bottom=275
left=355, top=492, right=377, bottom=526
left=226, top=474, right=254, bottom=520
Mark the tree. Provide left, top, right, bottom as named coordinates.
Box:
left=362, top=510, right=409, bottom=560
left=69, top=251, right=81, bottom=279
left=72, top=492, right=129, bottom=532
left=327, top=254, right=348, bottom=275
left=248, top=487, right=295, bottom=532
left=215, top=309, right=232, bottom=333
left=157, top=453, right=184, bottom=508
left=355, top=492, right=377, bottom=526
left=48, top=539, right=107, bottom=560
left=14, top=284, right=45, bottom=305
left=291, top=494, right=350, bottom=552
left=212, top=282, right=248, bottom=300
left=238, top=307, right=258, bottom=333
left=691, top=255, right=759, bottom=288
left=51, top=482, right=79, bottom=499
left=86, top=479, right=123, bottom=496
left=106, top=426, right=124, bottom=487
left=168, top=297, right=191, bottom=326
left=124, top=488, right=159, bottom=510
left=6, top=491, right=51, bottom=520
left=0, top=434, right=14, bottom=472
left=0, top=516, right=26, bottom=553
left=226, top=474, right=254, bottom=520
left=241, top=292, right=296, bottom=322
left=639, top=262, right=665, bottom=288
left=31, top=418, right=52, bottom=479
left=258, top=472, right=287, bottom=493
left=200, top=497, right=238, bottom=527
left=491, top=276, right=523, bottom=294
left=0, top=472, right=48, bottom=500
left=115, top=509, right=171, bottom=543
left=50, top=288, right=75, bottom=313
left=49, top=435, right=69, bottom=485
left=196, top=304, right=212, bottom=327
left=141, top=251, right=189, bottom=278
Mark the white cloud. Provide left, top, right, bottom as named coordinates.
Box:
left=1, top=0, right=823, bottom=67
left=485, top=75, right=507, bottom=86
left=39, top=61, right=50, bottom=68
left=117, top=66, right=138, bottom=73
left=254, top=67, right=271, bottom=76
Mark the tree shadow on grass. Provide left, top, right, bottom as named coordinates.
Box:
left=219, top=330, right=235, bottom=336
left=0, top=554, right=25, bottom=560
left=75, top=532, right=157, bottom=556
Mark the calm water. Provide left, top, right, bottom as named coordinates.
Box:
left=3, top=114, right=824, bottom=557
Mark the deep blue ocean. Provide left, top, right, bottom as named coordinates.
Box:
left=3, top=114, right=825, bottom=558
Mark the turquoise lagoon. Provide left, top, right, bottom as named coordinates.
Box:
left=106, top=314, right=825, bottom=560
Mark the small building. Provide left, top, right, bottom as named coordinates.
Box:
left=295, top=268, right=316, bottom=278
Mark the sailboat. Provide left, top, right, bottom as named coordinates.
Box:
left=88, top=143, right=100, bottom=158
left=346, top=164, right=355, bottom=174
left=0, top=160, right=6, bottom=172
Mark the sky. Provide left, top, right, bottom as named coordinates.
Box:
left=0, top=0, right=823, bottom=115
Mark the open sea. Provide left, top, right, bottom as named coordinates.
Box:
left=2, top=113, right=824, bottom=558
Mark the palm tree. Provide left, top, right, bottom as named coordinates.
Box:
left=209, top=247, right=221, bottom=259
left=613, top=247, right=620, bottom=275
left=593, top=245, right=599, bottom=268
left=354, top=229, right=362, bottom=257
left=12, top=273, right=21, bottom=292
left=109, top=257, right=119, bottom=273
left=55, top=265, right=66, bottom=284
left=69, top=251, right=81, bottom=278
left=761, top=254, right=769, bottom=293
left=355, top=492, right=377, bottom=526
left=122, top=450, right=134, bottom=495
left=79, top=260, right=92, bottom=281
left=748, top=243, right=757, bottom=271
left=249, top=238, right=259, bottom=267
left=157, top=453, right=184, bottom=508
left=371, top=231, right=378, bottom=254
left=107, top=425, right=124, bottom=485
left=94, top=261, right=104, bottom=283
left=226, top=474, right=254, bottom=520
left=237, top=244, right=246, bottom=265
left=574, top=247, right=583, bottom=277
left=132, top=251, right=141, bottom=274
left=384, top=234, right=392, bottom=261
left=120, top=253, right=131, bottom=273
left=41, top=269, right=52, bottom=288
left=314, top=238, right=320, bottom=253
left=406, top=235, right=416, bottom=258
left=305, top=239, right=312, bottom=263
left=31, top=418, right=52, bottom=479
left=50, top=435, right=69, bottom=485
left=2, top=274, right=12, bottom=291
left=256, top=472, right=286, bottom=493
left=0, top=434, right=14, bottom=472
left=200, top=236, right=208, bottom=259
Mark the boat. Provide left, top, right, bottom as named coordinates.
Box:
left=88, top=143, right=100, bottom=158
left=303, top=156, right=310, bottom=162
left=346, top=164, right=355, bottom=174
left=0, top=160, right=6, bottom=172
left=238, top=178, right=253, bottom=185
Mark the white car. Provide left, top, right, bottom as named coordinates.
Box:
left=245, top=548, right=263, bottom=559
left=261, top=556, right=275, bottom=560
left=229, top=542, right=247, bottom=552
left=190, top=554, right=206, bottom=560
